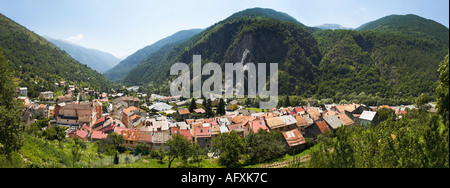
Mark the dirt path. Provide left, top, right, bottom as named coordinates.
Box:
left=257, top=155, right=311, bottom=168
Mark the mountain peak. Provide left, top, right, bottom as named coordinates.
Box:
left=315, top=24, right=353, bottom=30
left=223, top=7, right=303, bottom=25
left=355, top=14, right=449, bottom=44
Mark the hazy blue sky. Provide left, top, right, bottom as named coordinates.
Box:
left=1, top=0, right=448, bottom=58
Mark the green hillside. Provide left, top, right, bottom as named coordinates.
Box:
left=120, top=11, right=448, bottom=104
left=122, top=8, right=322, bottom=96
left=0, top=13, right=113, bottom=98
left=356, top=14, right=449, bottom=45
left=104, top=29, right=203, bottom=82
left=313, top=29, right=448, bottom=104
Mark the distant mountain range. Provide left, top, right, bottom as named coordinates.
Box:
left=315, top=24, right=353, bottom=30
left=117, top=8, right=449, bottom=102
left=103, top=29, right=203, bottom=81
left=0, top=8, right=448, bottom=102
left=0, top=13, right=113, bottom=98
left=44, top=36, right=121, bottom=73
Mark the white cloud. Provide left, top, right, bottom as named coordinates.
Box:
left=67, top=33, right=84, bottom=41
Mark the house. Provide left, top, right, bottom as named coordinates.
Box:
left=193, top=123, right=211, bottom=149
left=57, top=93, right=73, bottom=103
left=48, top=106, right=55, bottom=118
left=122, top=106, right=146, bottom=128
left=138, top=131, right=153, bottom=147
left=118, top=96, right=140, bottom=108
left=148, top=102, right=172, bottom=112
left=359, top=111, right=378, bottom=126
left=306, top=108, right=321, bottom=121
left=227, top=124, right=245, bottom=137
left=265, top=117, right=287, bottom=131
left=178, top=108, right=190, bottom=118
left=304, top=120, right=330, bottom=140
left=294, top=106, right=305, bottom=115
left=56, top=102, right=94, bottom=126
left=151, top=130, right=171, bottom=150
left=171, top=127, right=193, bottom=143
left=210, top=123, right=221, bottom=139
left=278, top=115, right=298, bottom=130
left=39, top=91, right=54, bottom=100
left=231, top=114, right=256, bottom=124
left=282, top=129, right=306, bottom=148
left=246, top=119, right=269, bottom=133
left=68, top=129, right=89, bottom=141
left=295, top=115, right=313, bottom=133
left=194, top=108, right=206, bottom=114
left=91, top=130, right=108, bottom=141
left=227, top=100, right=238, bottom=111
left=17, top=87, right=27, bottom=96
left=323, top=115, right=345, bottom=131
left=119, top=128, right=141, bottom=148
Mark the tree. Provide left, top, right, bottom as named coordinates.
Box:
left=415, top=93, right=431, bottom=111
left=189, top=98, right=196, bottom=112
left=0, top=50, right=24, bottom=162
left=135, top=143, right=150, bottom=155
left=191, top=143, right=207, bottom=167
left=211, top=131, right=244, bottom=167
left=245, top=129, right=288, bottom=164
left=166, top=133, right=192, bottom=168
left=436, top=53, right=449, bottom=122
left=283, top=95, right=291, bottom=107
left=216, top=98, right=226, bottom=115
left=205, top=99, right=213, bottom=117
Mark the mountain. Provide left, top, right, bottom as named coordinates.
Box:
left=122, top=8, right=322, bottom=96
left=0, top=13, right=113, bottom=98
left=315, top=24, right=352, bottom=30
left=104, top=29, right=203, bottom=82
left=44, top=36, right=121, bottom=73
left=121, top=9, right=448, bottom=104
left=313, top=14, right=449, bottom=104
left=356, top=14, right=449, bottom=45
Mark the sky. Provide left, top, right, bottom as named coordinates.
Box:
left=0, top=0, right=448, bottom=58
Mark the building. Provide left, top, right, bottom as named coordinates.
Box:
left=56, top=102, right=94, bottom=126
left=282, top=129, right=306, bottom=148
left=359, top=111, right=378, bottom=126
left=122, top=106, right=146, bottom=128
left=39, top=91, right=54, bottom=100
left=278, top=115, right=298, bottom=130
left=304, top=120, right=330, bottom=140
left=265, top=117, right=287, bottom=131
left=227, top=100, right=238, bottom=111
left=323, top=115, right=345, bottom=131
left=192, top=123, right=211, bottom=149
left=16, top=87, right=27, bottom=97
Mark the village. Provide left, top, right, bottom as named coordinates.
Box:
left=16, top=82, right=420, bottom=158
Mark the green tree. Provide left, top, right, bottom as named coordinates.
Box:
left=415, top=93, right=431, bottom=111
left=191, top=143, right=207, bottom=167
left=166, top=133, right=192, bottom=168
left=0, top=50, right=24, bottom=162
left=211, top=131, right=244, bottom=167
left=189, top=98, right=196, bottom=112
left=283, top=95, right=291, bottom=107
left=245, top=129, right=288, bottom=164
left=436, top=53, right=449, bottom=122
left=205, top=99, right=213, bottom=117
left=216, top=98, right=226, bottom=115
left=135, top=143, right=150, bottom=155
